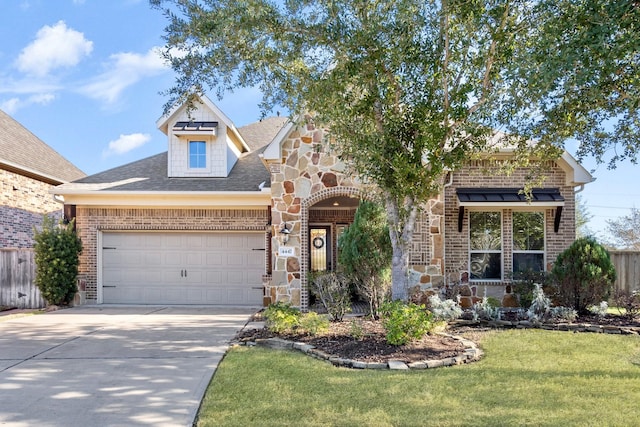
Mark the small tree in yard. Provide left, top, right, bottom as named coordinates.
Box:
left=34, top=216, right=83, bottom=306
left=551, top=237, right=616, bottom=314
left=339, top=200, right=392, bottom=319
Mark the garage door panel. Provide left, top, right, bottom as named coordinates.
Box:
left=186, top=253, right=203, bottom=266
left=102, top=232, right=264, bottom=305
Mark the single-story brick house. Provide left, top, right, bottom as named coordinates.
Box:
left=53, top=95, right=592, bottom=308
left=1, top=109, right=85, bottom=248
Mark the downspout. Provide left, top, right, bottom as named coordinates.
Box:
left=52, top=194, right=65, bottom=204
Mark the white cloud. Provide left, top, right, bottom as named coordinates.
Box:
left=1, top=98, right=21, bottom=114
left=1, top=93, right=55, bottom=114
left=103, top=133, right=151, bottom=157
left=80, top=47, right=168, bottom=105
left=16, top=21, right=93, bottom=77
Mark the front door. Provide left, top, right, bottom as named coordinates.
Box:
left=309, top=226, right=331, bottom=272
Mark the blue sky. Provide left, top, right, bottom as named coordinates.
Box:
left=1, top=0, right=637, bottom=241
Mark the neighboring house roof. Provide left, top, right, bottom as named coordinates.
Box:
left=0, top=109, right=85, bottom=184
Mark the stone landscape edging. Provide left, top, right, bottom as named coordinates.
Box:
left=237, top=332, right=483, bottom=370
left=453, top=319, right=640, bottom=335
left=234, top=316, right=640, bottom=370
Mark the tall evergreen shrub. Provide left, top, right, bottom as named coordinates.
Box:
left=34, top=217, right=83, bottom=306
left=551, top=237, right=616, bottom=314
left=338, top=200, right=392, bottom=319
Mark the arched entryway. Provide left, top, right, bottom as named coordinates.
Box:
left=300, top=187, right=361, bottom=310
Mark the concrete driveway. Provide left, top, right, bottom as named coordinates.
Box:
left=0, top=306, right=255, bottom=427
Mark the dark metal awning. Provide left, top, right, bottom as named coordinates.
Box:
left=456, top=188, right=565, bottom=233
left=172, top=121, right=219, bottom=136
left=456, top=188, right=564, bottom=206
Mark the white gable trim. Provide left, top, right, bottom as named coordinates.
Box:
left=558, top=151, right=594, bottom=186
left=262, top=119, right=296, bottom=161
left=156, top=94, right=251, bottom=152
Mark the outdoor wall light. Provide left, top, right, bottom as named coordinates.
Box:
left=279, top=222, right=291, bottom=245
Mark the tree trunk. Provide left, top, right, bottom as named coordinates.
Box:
left=384, top=193, right=419, bottom=302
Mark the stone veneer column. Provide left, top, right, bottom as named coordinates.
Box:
left=266, top=118, right=360, bottom=309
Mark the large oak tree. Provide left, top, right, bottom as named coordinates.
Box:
left=151, top=0, right=639, bottom=300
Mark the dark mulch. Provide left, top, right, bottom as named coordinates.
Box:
left=236, top=312, right=640, bottom=365
left=236, top=318, right=467, bottom=364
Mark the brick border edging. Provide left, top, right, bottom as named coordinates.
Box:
left=234, top=332, right=483, bottom=370
left=452, top=319, right=640, bottom=335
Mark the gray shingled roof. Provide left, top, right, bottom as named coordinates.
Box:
left=59, top=116, right=285, bottom=193
left=69, top=149, right=269, bottom=192
left=0, top=109, right=85, bottom=183
left=238, top=116, right=289, bottom=151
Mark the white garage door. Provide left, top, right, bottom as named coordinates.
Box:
left=101, top=232, right=265, bottom=305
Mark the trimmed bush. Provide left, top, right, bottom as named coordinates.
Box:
left=33, top=217, right=82, bottom=306
left=380, top=300, right=433, bottom=345
left=263, top=302, right=300, bottom=333
left=550, top=237, right=616, bottom=314
left=298, top=312, right=330, bottom=336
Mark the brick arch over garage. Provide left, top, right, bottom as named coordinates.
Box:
left=300, top=186, right=362, bottom=310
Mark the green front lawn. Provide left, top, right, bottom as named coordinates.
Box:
left=197, top=330, right=640, bottom=427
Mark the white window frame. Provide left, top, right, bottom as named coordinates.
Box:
left=188, top=140, right=207, bottom=169
left=469, top=210, right=503, bottom=282
left=512, top=210, right=546, bottom=273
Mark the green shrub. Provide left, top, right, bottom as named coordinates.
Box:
left=33, top=217, right=82, bottom=306
left=512, top=269, right=550, bottom=308
left=263, top=302, right=300, bottom=334
left=338, top=200, right=392, bottom=319
left=298, top=312, right=330, bottom=336
left=380, top=300, right=433, bottom=345
left=308, top=272, right=351, bottom=321
left=349, top=319, right=365, bottom=340
left=485, top=297, right=502, bottom=308
left=550, top=237, right=616, bottom=314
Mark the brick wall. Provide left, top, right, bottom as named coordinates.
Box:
left=75, top=207, right=269, bottom=302
left=444, top=159, right=576, bottom=296
left=0, top=168, right=63, bottom=248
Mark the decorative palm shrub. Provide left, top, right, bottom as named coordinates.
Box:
left=33, top=216, right=82, bottom=306
left=550, top=237, right=616, bottom=314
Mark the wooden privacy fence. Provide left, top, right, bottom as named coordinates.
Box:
left=609, top=251, right=640, bottom=294
left=0, top=249, right=46, bottom=309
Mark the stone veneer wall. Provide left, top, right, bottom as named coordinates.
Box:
left=75, top=207, right=269, bottom=302
left=266, top=118, right=357, bottom=308
left=0, top=168, right=63, bottom=248
left=265, top=119, right=442, bottom=309
left=443, top=160, right=576, bottom=299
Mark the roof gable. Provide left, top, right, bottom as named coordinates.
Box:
left=156, top=94, right=250, bottom=152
